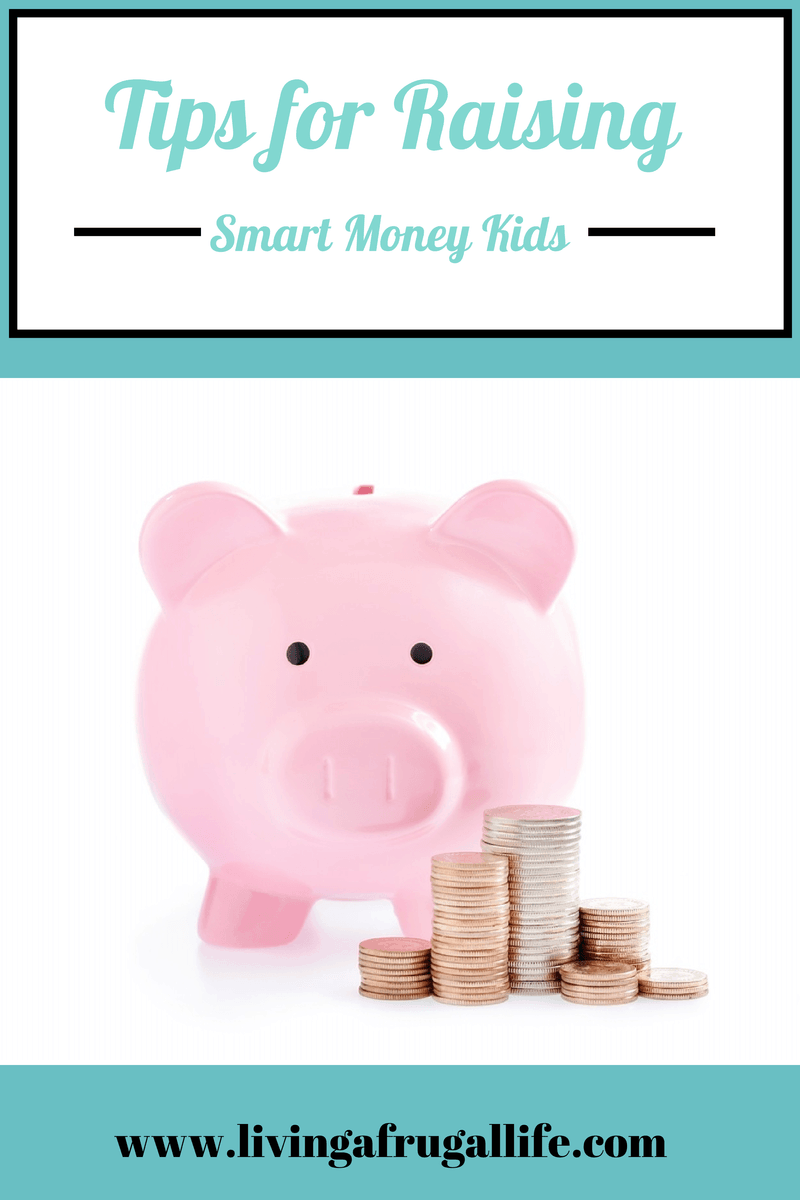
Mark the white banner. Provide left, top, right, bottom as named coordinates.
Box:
left=14, top=13, right=787, bottom=332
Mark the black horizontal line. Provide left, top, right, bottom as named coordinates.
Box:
left=11, top=10, right=793, bottom=20
left=73, top=227, right=201, bottom=237
left=10, top=328, right=789, bottom=340
left=588, top=227, right=716, bottom=237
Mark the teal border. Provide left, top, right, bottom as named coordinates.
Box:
left=0, top=1065, right=795, bottom=1197
left=2, top=1, right=796, bottom=376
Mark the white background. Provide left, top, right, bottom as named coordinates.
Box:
left=16, top=15, right=785, bottom=331
left=0, top=378, right=797, bottom=1065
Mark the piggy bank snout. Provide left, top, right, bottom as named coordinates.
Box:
left=271, top=703, right=462, bottom=838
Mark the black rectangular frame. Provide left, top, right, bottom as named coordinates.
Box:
left=8, top=7, right=793, bottom=338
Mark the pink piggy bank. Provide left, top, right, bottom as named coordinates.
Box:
left=138, top=481, right=583, bottom=946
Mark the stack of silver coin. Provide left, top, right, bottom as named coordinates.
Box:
left=480, top=805, right=581, bottom=995
left=579, top=898, right=650, bottom=970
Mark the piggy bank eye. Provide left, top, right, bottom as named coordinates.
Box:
left=410, top=642, right=433, bottom=664
left=286, top=642, right=310, bottom=665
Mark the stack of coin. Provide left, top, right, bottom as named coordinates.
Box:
left=579, top=898, right=650, bottom=970
left=480, top=805, right=581, bottom=995
left=638, top=968, right=708, bottom=1000
left=358, top=937, right=432, bottom=1000
left=559, top=960, right=639, bottom=1005
left=430, top=852, right=510, bottom=1006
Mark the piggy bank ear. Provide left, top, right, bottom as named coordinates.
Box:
left=430, top=480, right=575, bottom=611
left=140, top=483, right=284, bottom=607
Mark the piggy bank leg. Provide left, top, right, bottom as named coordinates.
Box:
left=392, top=889, right=434, bottom=938
left=199, top=875, right=313, bottom=947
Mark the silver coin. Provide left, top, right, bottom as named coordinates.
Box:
left=510, top=989, right=562, bottom=997
left=510, top=882, right=580, bottom=892
left=510, top=964, right=571, bottom=974
left=482, top=832, right=582, bottom=846
left=510, top=925, right=580, bottom=937
left=510, top=976, right=563, bottom=985
left=510, top=944, right=579, bottom=955
left=510, top=880, right=581, bottom=889
left=509, top=886, right=580, bottom=897
left=510, top=870, right=581, bottom=879
left=512, top=915, right=579, bottom=923
left=509, top=876, right=580, bottom=885
left=510, top=931, right=578, bottom=940
left=510, top=977, right=564, bottom=986
left=580, top=923, right=649, bottom=934
left=511, top=928, right=579, bottom=938
left=508, top=910, right=580, bottom=920
left=638, top=968, right=707, bottom=985
left=580, top=898, right=648, bottom=914
left=515, top=906, right=580, bottom=915
left=483, top=839, right=581, bottom=851
left=513, top=907, right=582, bottom=916
left=509, top=954, right=578, bottom=966
left=512, top=979, right=567, bottom=988
left=484, top=812, right=581, bottom=826
left=510, top=934, right=580, bottom=945
left=510, top=887, right=580, bottom=896
left=509, top=926, right=580, bottom=938
left=510, top=919, right=580, bottom=929
left=486, top=843, right=582, bottom=855
left=510, top=950, right=578, bottom=961
left=511, top=930, right=580, bottom=941
left=511, top=943, right=579, bottom=952
left=512, top=963, right=574, bottom=973
left=492, top=867, right=580, bottom=876
left=511, top=951, right=579, bottom=962
left=511, top=944, right=580, bottom=955
left=510, top=938, right=580, bottom=948
left=511, top=931, right=580, bottom=942
left=510, top=881, right=580, bottom=891
left=510, top=975, right=563, bottom=985
left=509, top=873, right=581, bottom=882
left=482, top=825, right=582, bottom=844
left=511, top=892, right=580, bottom=900
left=511, top=887, right=581, bottom=895
left=511, top=959, right=572, bottom=969
left=511, top=903, right=580, bottom=912
left=483, top=818, right=581, bottom=829
left=509, top=861, right=582, bottom=870
left=510, top=880, right=580, bottom=889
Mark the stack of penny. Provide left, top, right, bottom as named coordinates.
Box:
left=559, top=960, right=639, bottom=1005
left=579, top=898, right=650, bottom=970
left=358, top=937, right=432, bottom=1000
left=430, top=852, right=510, bottom=1006
left=480, top=805, right=581, bottom=995
left=638, top=968, right=708, bottom=1000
